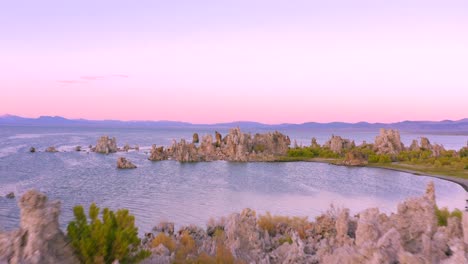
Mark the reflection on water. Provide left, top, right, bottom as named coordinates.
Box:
left=0, top=126, right=466, bottom=233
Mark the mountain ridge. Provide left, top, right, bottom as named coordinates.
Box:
left=1, top=114, right=467, bottom=133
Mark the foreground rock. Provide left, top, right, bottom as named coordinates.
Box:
left=144, top=182, right=467, bottom=263
left=93, top=136, right=118, bottom=154
left=0, top=190, right=79, bottom=263
left=117, top=157, right=137, bottom=169
left=374, top=128, right=404, bottom=155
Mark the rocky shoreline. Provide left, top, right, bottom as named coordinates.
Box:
left=1, top=183, right=467, bottom=263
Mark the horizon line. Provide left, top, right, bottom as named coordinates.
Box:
left=1, top=113, right=466, bottom=126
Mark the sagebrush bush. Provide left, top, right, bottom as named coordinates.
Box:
left=67, top=203, right=150, bottom=264
left=258, top=212, right=310, bottom=239
left=151, top=232, right=176, bottom=252
left=435, top=206, right=463, bottom=226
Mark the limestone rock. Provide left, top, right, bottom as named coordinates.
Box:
left=409, top=140, right=420, bottom=151
left=94, top=136, right=118, bottom=154
left=374, top=128, right=404, bottom=155
left=420, top=137, right=432, bottom=150
left=224, top=208, right=267, bottom=262
left=0, top=190, right=79, bottom=263
left=123, top=143, right=131, bottom=152
left=342, top=150, right=368, bottom=166
left=324, top=135, right=354, bottom=154
left=6, top=192, right=15, bottom=199
left=463, top=211, right=468, bottom=246
left=45, top=146, right=58, bottom=152
left=432, top=144, right=446, bottom=158
left=215, top=131, right=222, bottom=147
left=74, top=146, right=81, bottom=151
left=170, top=139, right=200, bottom=162
left=161, top=128, right=290, bottom=162
left=192, top=133, right=199, bottom=144
left=311, top=137, right=320, bottom=148
left=29, top=147, right=36, bottom=153
left=153, top=222, right=175, bottom=235
left=148, top=145, right=167, bottom=161
left=117, top=157, right=137, bottom=169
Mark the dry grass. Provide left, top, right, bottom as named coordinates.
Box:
left=257, top=212, right=311, bottom=239
left=151, top=233, right=176, bottom=252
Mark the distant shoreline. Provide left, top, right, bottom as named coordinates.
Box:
left=299, top=158, right=468, bottom=192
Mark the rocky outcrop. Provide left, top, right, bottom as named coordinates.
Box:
left=93, top=136, right=118, bottom=154
left=192, top=133, right=199, bottom=144
left=374, top=128, right=404, bottom=155
left=148, top=145, right=167, bottom=161
left=0, top=190, right=79, bottom=263
left=421, top=137, right=432, bottom=150
left=409, top=139, right=420, bottom=151
left=149, top=128, right=291, bottom=162
left=311, top=137, right=320, bottom=148
left=117, top=157, right=137, bottom=169
left=45, top=146, right=58, bottom=152
left=417, top=137, right=446, bottom=157
left=122, top=143, right=131, bottom=152
left=432, top=144, right=446, bottom=158
left=224, top=208, right=268, bottom=262
left=323, top=135, right=354, bottom=154
left=169, top=139, right=200, bottom=162
left=341, top=149, right=368, bottom=166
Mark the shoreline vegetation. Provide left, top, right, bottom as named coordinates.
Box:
left=1, top=183, right=467, bottom=263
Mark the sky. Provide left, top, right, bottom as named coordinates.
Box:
left=1, top=0, right=467, bottom=124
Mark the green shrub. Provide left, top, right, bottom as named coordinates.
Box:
left=278, top=236, right=293, bottom=245
left=435, top=206, right=463, bottom=226
left=67, top=203, right=150, bottom=264
left=460, top=147, right=468, bottom=158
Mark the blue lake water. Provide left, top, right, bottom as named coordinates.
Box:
left=0, top=126, right=466, bottom=234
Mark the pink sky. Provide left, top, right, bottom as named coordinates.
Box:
left=1, top=1, right=467, bottom=124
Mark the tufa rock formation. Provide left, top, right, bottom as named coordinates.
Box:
left=45, top=146, right=58, bottom=153
left=148, top=145, right=167, bottom=161
left=148, top=128, right=291, bottom=162
left=0, top=190, right=79, bottom=263
left=323, top=135, right=355, bottom=154
left=341, top=149, right=368, bottom=166
left=374, top=128, right=404, bottom=155
left=420, top=137, right=432, bottom=150
left=93, top=136, right=118, bottom=154
left=117, top=157, right=137, bottom=169
left=311, top=137, right=320, bottom=148
left=409, top=139, right=420, bottom=151
left=192, top=133, right=199, bottom=144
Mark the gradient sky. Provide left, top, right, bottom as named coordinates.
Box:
left=1, top=0, right=467, bottom=124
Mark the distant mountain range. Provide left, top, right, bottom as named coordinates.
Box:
left=1, top=114, right=467, bottom=133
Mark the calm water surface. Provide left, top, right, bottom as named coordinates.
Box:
left=0, top=126, right=466, bottom=233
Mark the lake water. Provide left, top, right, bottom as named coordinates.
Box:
left=0, top=126, right=466, bottom=233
